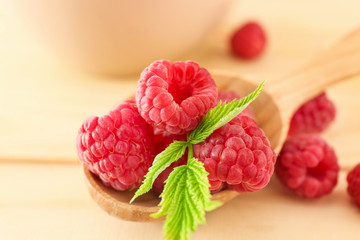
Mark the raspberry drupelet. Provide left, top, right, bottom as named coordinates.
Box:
left=276, top=134, right=339, bottom=198
left=76, top=100, right=154, bottom=191
left=347, top=164, right=360, bottom=207
left=193, top=115, right=276, bottom=193
left=136, top=60, right=218, bottom=135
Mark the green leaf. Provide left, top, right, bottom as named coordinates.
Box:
left=130, top=141, right=188, bottom=203
left=152, top=158, right=222, bottom=240
left=188, top=80, right=265, bottom=144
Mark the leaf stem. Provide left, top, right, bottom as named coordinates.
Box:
left=187, top=143, right=193, bottom=163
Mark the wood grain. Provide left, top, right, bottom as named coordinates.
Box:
left=0, top=163, right=359, bottom=240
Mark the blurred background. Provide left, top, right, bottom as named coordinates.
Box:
left=1, top=0, right=360, bottom=239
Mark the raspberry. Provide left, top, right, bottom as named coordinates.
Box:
left=76, top=100, right=154, bottom=191
left=193, top=115, right=276, bottom=193
left=218, top=90, right=255, bottom=119
left=230, top=21, right=266, bottom=59
left=288, top=92, right=336, bottom=136
left=135, top=60, right=218, bottom=135
left=276, top=134, right=339, bottom=198
left=347, top=164, right=360, bottom=207
left=152, top=133, right=188, bottom=194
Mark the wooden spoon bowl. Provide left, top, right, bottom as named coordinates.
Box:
left=84, top=28, right=360, bottom=222
left=84, top=166, right=239, bottom=222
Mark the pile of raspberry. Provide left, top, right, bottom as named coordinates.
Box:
left=275, top=94, right=360, bottom=208
left=76, top=60, right=276, bottom=195
left=229, top=21, right=360, bottom=207
left=275, top=93, right=340, bottom=198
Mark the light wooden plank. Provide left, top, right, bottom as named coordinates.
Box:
left=0, top=163, right=359, bottom=240
left=1, top=2, right=360, bottom=166
left=0, top=67, right=137, bottom=162
left=324, top=76, right=360, bottom=170
left=1, top=0, right=360, bottom=163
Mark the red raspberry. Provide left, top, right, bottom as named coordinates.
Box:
left=152, top=133, right=188, bottom=194
left=218, top=90, right=255, bottom=119
left=230, top=21, right=266, bottom=59
left=136, top=60, right=218, bottom=135
left=347, top=164, right=360, bottom=207
left=76, top=100, right=154, bottom=191
left=288, top=92, right=336, bottom=136
left=276, top=134, right=339, bottom=198
left=193, top=115, right=276, bottom=193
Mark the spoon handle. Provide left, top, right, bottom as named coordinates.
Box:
left=268, top=28, right=360, bottom=120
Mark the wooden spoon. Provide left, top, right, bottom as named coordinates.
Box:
left=84, top=28, right=360, bottom=222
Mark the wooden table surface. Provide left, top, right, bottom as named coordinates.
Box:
left=1, top=0, right=360, bottom=239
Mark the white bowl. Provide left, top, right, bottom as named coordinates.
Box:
left=11, top=0, right=234, bottom=75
